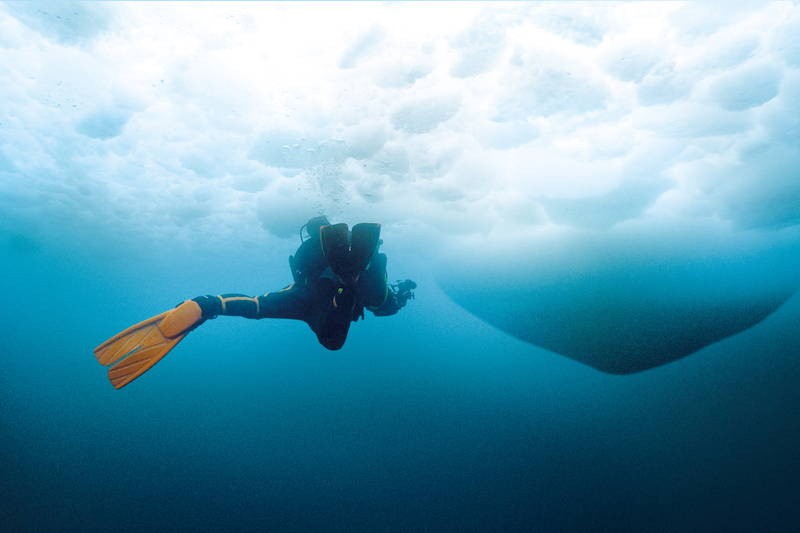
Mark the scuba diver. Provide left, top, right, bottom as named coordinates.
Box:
left=93, top=216, right=416, bottom=389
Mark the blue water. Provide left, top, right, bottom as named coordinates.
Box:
left=2, top=1, right=800, bottom=530
left=2, top=236, right=799, bottom=532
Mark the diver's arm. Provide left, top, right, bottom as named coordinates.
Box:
left=367, top=291, right=402, bottom=316
left=358, top=251, right=416, bottom=317
left=367, top=280, right=416, bottom=317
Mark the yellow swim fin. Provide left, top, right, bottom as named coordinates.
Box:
left=93, top=300, right=203, bottom=389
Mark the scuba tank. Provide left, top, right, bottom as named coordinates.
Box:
left=290, top=215, right=331, bottom=284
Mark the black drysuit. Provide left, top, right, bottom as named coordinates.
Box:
left=191, top=232, right=405, bottom=350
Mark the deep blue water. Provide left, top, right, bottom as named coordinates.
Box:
left=1, top=237, right=799, bottom=532
left=2, top=2, right=800, bottom=530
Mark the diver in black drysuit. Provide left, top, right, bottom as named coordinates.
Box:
left=190, top=216, right=416, bottom=350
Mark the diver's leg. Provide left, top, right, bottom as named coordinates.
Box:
left=307, top=277, right=354, bottom=350
left=192, top=284, right=314, bottom=321
left=191, top=282, right=354, bottom=350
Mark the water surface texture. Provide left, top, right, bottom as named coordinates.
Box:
left=2, top=2, right=799, bottom=531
